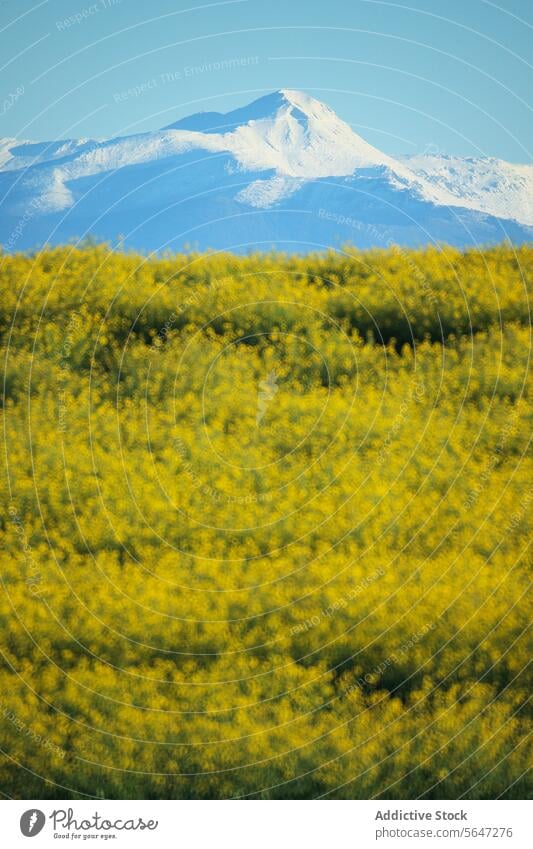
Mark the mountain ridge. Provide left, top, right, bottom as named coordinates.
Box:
left=0, top=90, right=531, bottom=252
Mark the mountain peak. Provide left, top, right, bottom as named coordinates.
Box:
left=163, top=89, right=396, bottom=177
left=164, top=89, right=332, bottom=134
left=277, top=88, right=334, bottom=114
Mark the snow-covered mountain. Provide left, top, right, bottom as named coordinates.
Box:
left=0, top=89, right=531, bottom=253
left=400, top=153, right=533, bottom=227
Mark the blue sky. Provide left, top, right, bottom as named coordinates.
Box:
left=1, top=0, right=531, bottom=162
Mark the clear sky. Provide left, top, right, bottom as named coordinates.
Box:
left=0, top=0, right=531, bottom=162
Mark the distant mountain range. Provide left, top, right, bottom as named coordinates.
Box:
left=1, top=89, right=531, bottom=253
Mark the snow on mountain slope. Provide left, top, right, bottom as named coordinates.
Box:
left=0, top=137, right=103, bottom=172
left=403, top=154, right=533, bottom=227
left=0, top=90, right=454, bottom=215
left=0, top=90, right=531, bottom=252
left=235, top=175, right=306, bottom=208
left=165, top=89, right=408, bottom=178
left=2, top=90, right=413, bottom=179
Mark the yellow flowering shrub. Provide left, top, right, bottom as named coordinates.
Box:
left=0, top=243, right=530, bottom=798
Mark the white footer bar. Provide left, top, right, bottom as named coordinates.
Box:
left=2, top=799, right=530, bottom=848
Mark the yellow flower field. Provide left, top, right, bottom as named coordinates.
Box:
left=0, top=243, right=531, bottom=799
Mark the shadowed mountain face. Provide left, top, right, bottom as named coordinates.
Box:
left=1, top=90, right=531, bottom=253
